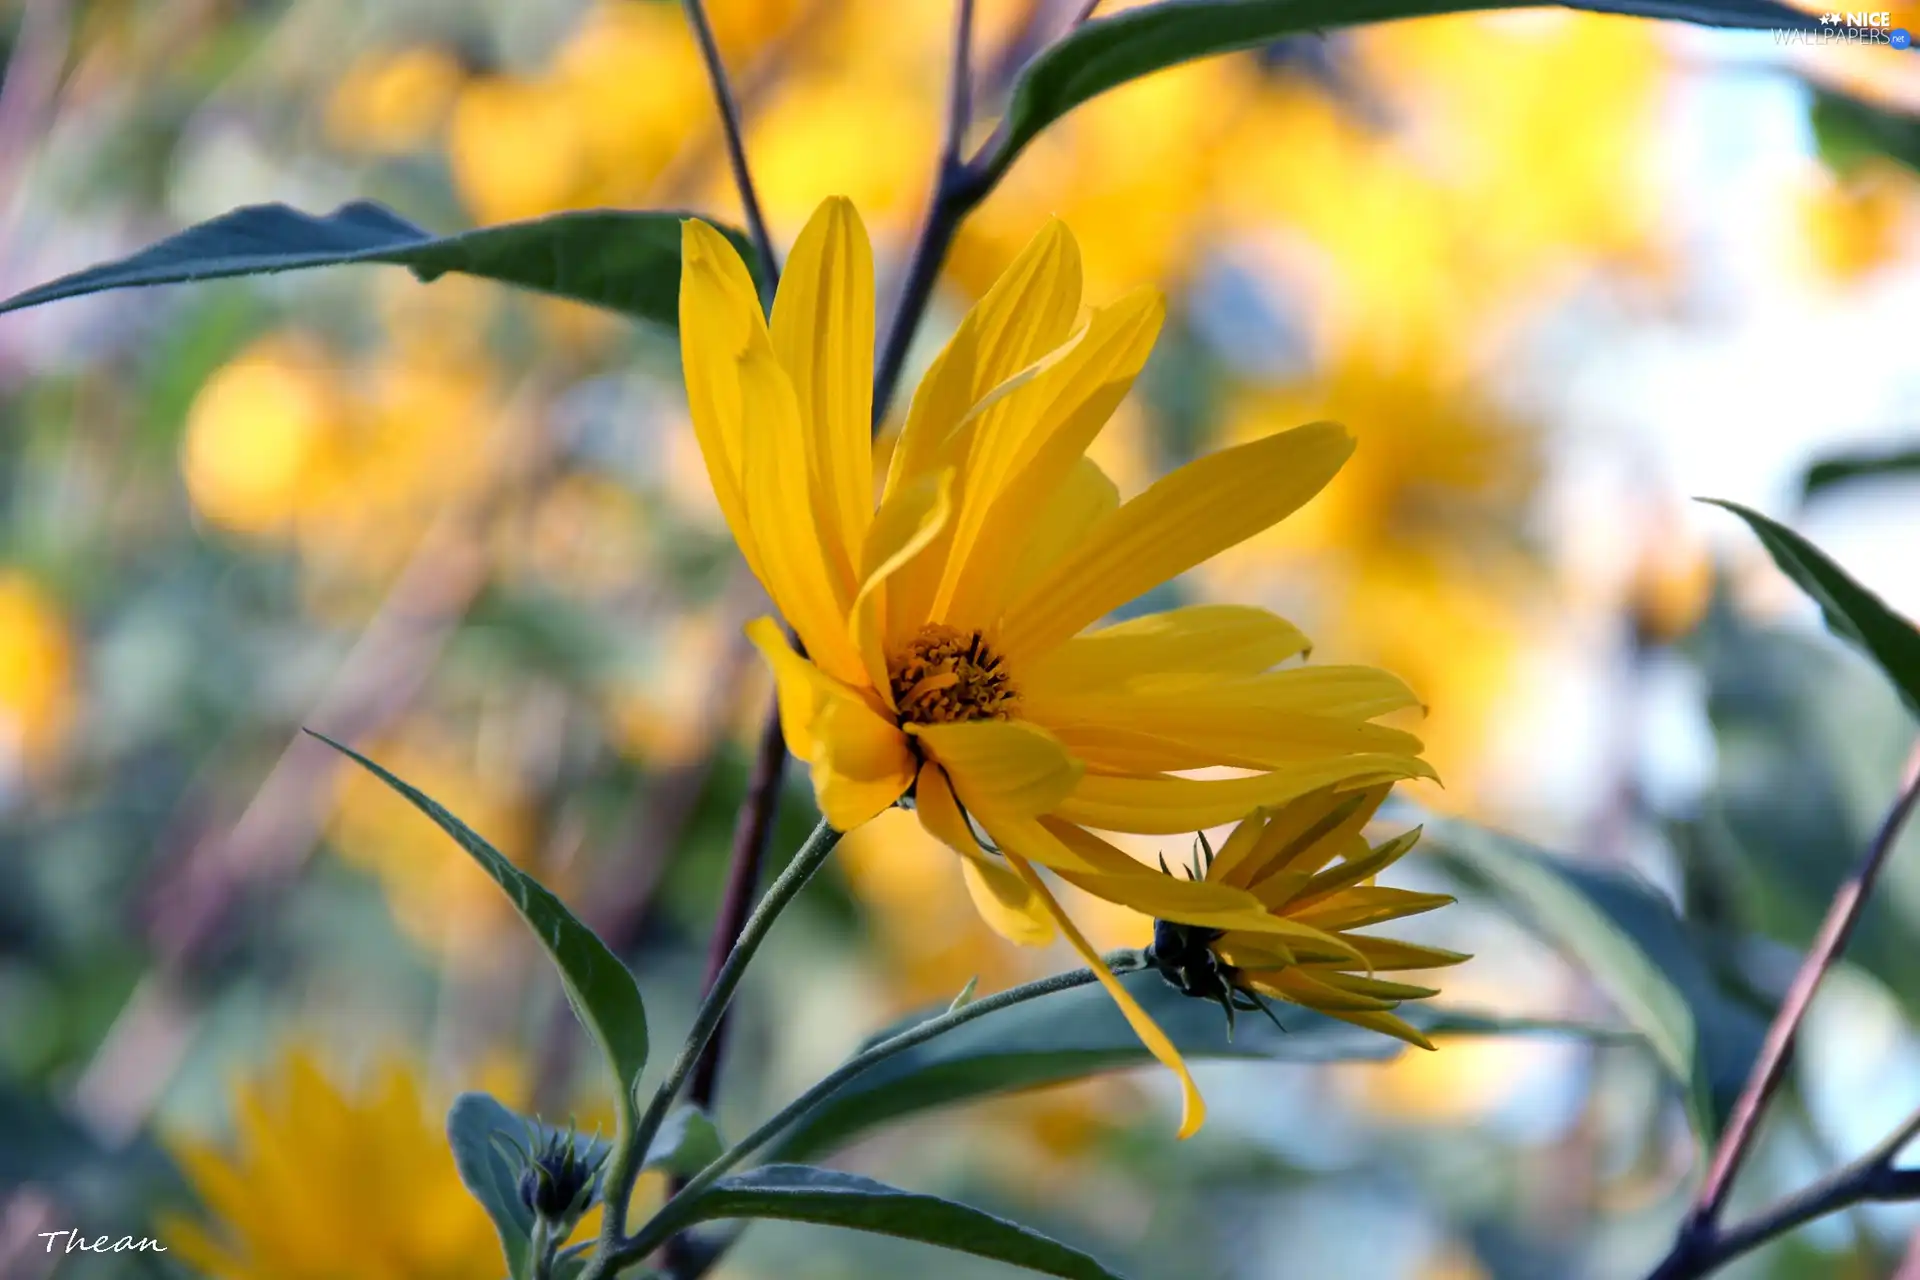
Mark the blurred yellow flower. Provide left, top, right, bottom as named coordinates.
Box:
left=1205, top=362, right=1537, bottom=792
left=448, top=75, right=590, bottom=224
left=0, top=571, right=75, bottom=778
left=681, top=197, right=1432, bottom=1136
left=1797, top=162, right=1914, bottom=285
left=1142, top=783, right=1467, bottom=1049
left=182, top=331, right=502, bottom=586
left=326, top=46, right=465, bottom=156
left=181, top=335, right=342, bottom=537
left=161, top=1051, right=505, bottom=1280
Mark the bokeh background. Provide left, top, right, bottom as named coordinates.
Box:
left=2, top=1, right=1919, bottom=1277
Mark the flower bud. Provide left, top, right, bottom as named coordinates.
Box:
left=513, top=1123, right=605, bottom=1234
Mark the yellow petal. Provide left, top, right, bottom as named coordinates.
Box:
left=917, top=765, right=1054, bottom=946
left=886, top=220, right=1084, bottom=496
left=881, top=221, right=1084, bottom=629
left=1055, top=758, right=1433, bottom=835
left=1245, top=991, right=1437, bottom=1050
left=1040, top=716, right=1424, bottom=776
left=938, top=289, right=1165, bottom=628
left=1240, top=786, right=1391, bottom=884
left=1218, top=665, right=1425, bottom=719
left=1290, top=887, right=1456, bottom=932
left=771, top=198, right=875, bottom=593
left=1348, top=937, right=1473, bottom=970
left=1255, top=966, right=1398, bottom=1012
left=746, top=616, right=828, bottom=760
left=1289, top=828, right=1424, bottom=911
left=850, top=469, right=954, bottom=700
left=813, top=696, right=918, bottom=831
left=679, top=219, right=769, bottom=580
left=999, top=421, right=1355, bottom=661
left=1204, top=808, right=1273, bottom=887
left=1022, top=605, right=1310, bottom=699
left=910, top=718, right=1084, bottom=818
left=1006, top=851, right=1206, bottom=1138
left=738, top=343, right=867, bottom=685
left=1006, top=456, right=1121, bottom=601
left=1312, top=971, right=1442, bottom=1002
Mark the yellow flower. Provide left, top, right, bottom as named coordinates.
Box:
left=679, top=197, right=1433, bottom=1135
left=0, top=570, right=76, bottom=776
left=161, top=1052, right=507, bottom=1280
left=1143, top=783, right=1468, bottom=1048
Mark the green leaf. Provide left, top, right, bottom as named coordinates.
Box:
left=771, top=968, right=1611, bottom=1161
left=1420, top=813, right=1766, bottom=1142
left=989, top=0, right=1821, bottom=183
left=1811, top=86, right=1920, bottom=179
left=1684, top=598, right=1920, bottom=1017
left=311, top=733, right=650, bottom=1103
left=446, top=1093, right=613, bottom=1280
left=643, top=1105, right=723, bottom=1177
left=1801, top=442, right=1920, bottom=504
left=0, top=202, right=756, bottom=328
left=678, top=1164, right=1127, bottom=1280
left=1703, top=498, right=1920, bottom=719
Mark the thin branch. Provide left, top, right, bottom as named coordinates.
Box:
left=1653, top=1108, right=1920, bottom=1278
left=943, top=0, right=977, bottom=165
left=872, top=0, right=985, bottom=426
left=685, top=696, right=789, bottom=1110
left=1694, top=741, right=1920, bottom=1219
left=1651, top=740, right=1920, bottom=1276
left=680, top=0, right=780, bottom=293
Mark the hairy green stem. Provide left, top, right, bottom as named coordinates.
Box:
left=584, top=820, right=841, bottom=1277
left=603, top=951, right=1146, bottom=1271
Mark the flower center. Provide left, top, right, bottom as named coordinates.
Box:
left=888, top=625, right=1016, bottom=725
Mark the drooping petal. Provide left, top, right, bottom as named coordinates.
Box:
left=1055, top=757, right=1434, bottom=835
left=746, top=617, right=911, bottom=825
left=937, top=289, right=1165, bottom=628
left=910, top=718, right=1084, bottom=818
left=850, top=469, right=954, bottom=699
left=738, top=343, right=868, bottom=685
left=916, top=764, right=1054, bottom=946
left=813, top=696, right=920, bottom=831
left=998, top=421, right=1356, bottom=662
left=771, top=198, right=875, bottom=594
left=747, top=616, right=830, bottom=760
left=678, top=219, right=770, bottom=579
left=1005, top=851, right=1207, bottom=1138
left=1021, top=605, right=1311, bottom=699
